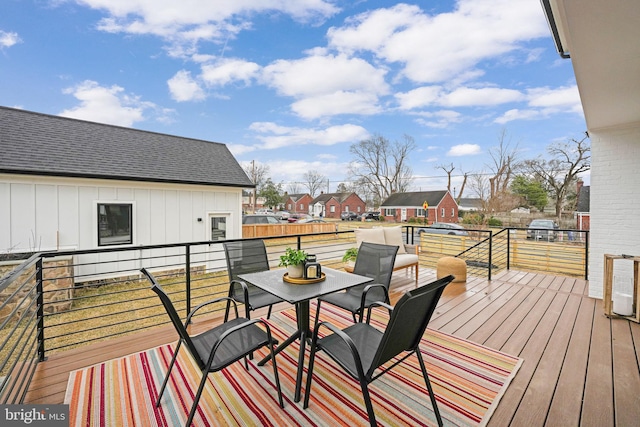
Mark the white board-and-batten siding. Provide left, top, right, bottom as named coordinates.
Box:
left=0, top=174, right=242, bottom=279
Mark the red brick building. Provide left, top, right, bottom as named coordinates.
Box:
left=310, top=192, right=366, bottom=219
left=282, top=193, right=314, bottom=214
left=380, top=190, right=459, bottom=223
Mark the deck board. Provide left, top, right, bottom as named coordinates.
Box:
left=23, top=269, right=640, bottom=427
left=544, top=295, right=594, bottom=427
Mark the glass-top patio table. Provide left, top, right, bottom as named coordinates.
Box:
left=238, top=267, right=372, bottom=402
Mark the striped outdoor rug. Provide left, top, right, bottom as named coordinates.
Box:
left=65, top=303, right=522, bottom=426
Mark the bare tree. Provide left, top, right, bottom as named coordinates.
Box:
left=243, top=161, right=270, bottom=212
left=486, top=129, right=520, bottom=211
left=348, top=134, right=416, bottom=206
left=243, top=161, right=270, bottom=189
left=523, top=134, right=591, bottom=218
left=436, top=163, right=455, bottom=192
left=303, top=170, right=326, bottom=197
left=469, top=172, right=490, bottom=211
left=456, top=172, right=469, bottom=204
left=285, top=182, right=303, bottom=194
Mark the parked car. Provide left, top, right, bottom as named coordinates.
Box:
left=340, top=212, right=359, bottom=221
left=298, top=218, right=326, bottom=224
left=526, top=219, right=559, bottom=241
left=255, top=208, right=274, bottom=215
left=288, top=213, right=312, bottom=223
left=417, top=222, right=469, bottom=236
left=276, top=211, right=290, bottom=220
left=242, top=214, right=281, bottom=225
left=361, top=212, right=380, bottom=221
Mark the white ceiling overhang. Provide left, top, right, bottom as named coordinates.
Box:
left=543, top=0, right=640, bottom=131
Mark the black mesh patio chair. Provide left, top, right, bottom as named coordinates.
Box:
left=304, top=275, right=456, bottom=427
left=315, top=242, right=398, bottom=323
left=140, top=268, right=284, bottom=427
left=223, top=239, right=284, bottom=321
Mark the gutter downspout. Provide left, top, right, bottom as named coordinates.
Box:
left=540, top=0, right=570, bottom=58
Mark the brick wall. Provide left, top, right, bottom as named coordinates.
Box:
left=589, top=125, right=640, bottom=298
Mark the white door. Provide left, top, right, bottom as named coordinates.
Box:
left=401, top=208, right=407, bottom=221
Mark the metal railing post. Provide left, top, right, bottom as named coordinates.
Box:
left=584, top=231, right=589, bottom=279
left=185, top=245, right=191, bottom=315
left=36, top=257, right=46, bottom=361
left=296, top=235, right=302, bottom=250
left=507, top=228, right=511, bottom=270
left=488, top=231, right=493, bottom=281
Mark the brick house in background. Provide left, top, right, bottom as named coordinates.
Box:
left=380, top=190, right=459, bottom=223
left=575, top=181, right=590, bottom=231
left=283, top=193, right=314, bottom=214
left=310, top=192, right=366, bottom=219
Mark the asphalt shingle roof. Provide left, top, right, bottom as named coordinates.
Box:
left=576, top=185, right=590, bottom=212
left=311, top=192, right=351, bottom=204
left=381, top=191, right=449, bottom=207
left=0, top=106, right=254, bottom=188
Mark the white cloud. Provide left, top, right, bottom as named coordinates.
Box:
left=396, top=86, right=524, bottom=110
left=80, top=0, right=339, bottom=57
left=167, top=70, right=206, bottom=102
left=0, top=30, right=21, bottom=48
left=494, top=85, right=582, bottom=123
left=440, top=87, right=524, bottom=107
left=249, top=122, right=369, bottom=149
left=291, top=91, right=382, bottom=119
left=494, top=108, right=541, bottom=124
left=262, top=54, right=388, bottom=97
left=448, top=143, right=482, bottom=156
left=261, top=53, right=389, bottom=119
left=327, top=0, right=548, bottom=84
left=200, top=58, right=260, bottom=87
left=59, top=80, right=165, bottom=126
left=415, top=110, right=462, bottom=129
left=527, top=85, right=582, bottom=112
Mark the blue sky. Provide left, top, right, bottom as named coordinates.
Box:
left=0, top=0, right=587, bottom=194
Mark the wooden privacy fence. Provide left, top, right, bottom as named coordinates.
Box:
left=418, top=232, right=587, bottom=278
left=242, top=222, right=338, bottom=238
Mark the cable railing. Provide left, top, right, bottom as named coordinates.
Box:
left=0, top=225, right=588, bottom=403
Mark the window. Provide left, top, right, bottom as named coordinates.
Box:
left=287, top=203, right=292, bottom=210
left=210, top=216, right=226, bottom=241
left=451, top=207, right=455, bottom=217
left=98, top=203, right=132, bottom=246
left=299, top=203, right=305, bottom=210
left=416, top=208, right=426, bottom=217
left=357, top=206, right=361, bottom=212
left=330, top=205, right=336, bottom=213
left=384, top=208, right=396, bottom=216
left=441, top=208, right=445, bottom=217
left=344, top=206, right=349, bottom=212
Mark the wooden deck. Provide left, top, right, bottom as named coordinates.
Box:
left=26, top=268, right=640, bottom=426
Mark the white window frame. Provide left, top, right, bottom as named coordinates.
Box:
left=96, top=201, right=135, bottom=247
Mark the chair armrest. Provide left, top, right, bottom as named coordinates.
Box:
left=358, top=283, right=389, bottom=322
left=187, top=296, right=239, bottom=324
left=229, top=279, right=251, bottom=305
left=365, top=301, right=394, bottom=324
left=403, top=244, right=418, bottom=254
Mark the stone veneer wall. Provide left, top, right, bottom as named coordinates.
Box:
left=0, top=257, right=74, bottom=322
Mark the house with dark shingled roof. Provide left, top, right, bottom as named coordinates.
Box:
left=310, top=192, right=366, bottom=219
left=380, top=190, right=459, bottom=223
left=0, top=106, right=254, bottom=256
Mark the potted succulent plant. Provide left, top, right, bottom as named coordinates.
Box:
left=342, top=247, right=358, bottom=268
left=279, top=247, right=308, bottom=278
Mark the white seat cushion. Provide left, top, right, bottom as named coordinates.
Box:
left=382, top=226, right=407, bottom=254
left=355, top=228, right=386, bottom=246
